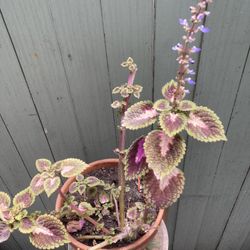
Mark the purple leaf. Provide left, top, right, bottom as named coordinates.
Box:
left=99, top=192, right=109, bottom=204
left=30, top=215, right=68, bottom=249
left=122, top=101, right=158, bottom=130
left=69, top=182, right=78, bottom=194
left=153, top=99, right=172, bottom=112
left=66, top=220, right=84, bottom=233
left=19, top=217, right=35, bottom=234
left=35, top=159, right=51, bottom=172
left=13, top=188, right=35, bottom=209
left=125, top=137, right=149, bottom=180
left=186, top=106, right=227, bottom=142
left=30, top=174, right=44, bottom=196
left=0, top=222, right=10, bottom=243
left=85, top=176, right=103, bottom=187
left=44, top=177, right=61, bottom=197
left=0, top=192, right=11, bottom=211
left=161, top=80, right=184, bottom=103
left=159, top=112, right=187, bottom=137
left=143, top=169, right=185, bottom=208
left=144, top=130, right=186, bottom=180
left=178, top=100, right=197, bottom=111
left=58, top=158, right=88, bottom=178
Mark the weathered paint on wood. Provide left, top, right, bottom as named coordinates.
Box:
left=0, top=0, right=249, bottom=249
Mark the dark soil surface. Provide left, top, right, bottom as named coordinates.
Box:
left=61, top=167, right=158, bottom=248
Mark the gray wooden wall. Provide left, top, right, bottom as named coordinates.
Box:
left=0, top=0, right=249, bottom=249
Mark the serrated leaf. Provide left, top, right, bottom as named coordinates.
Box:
left=153, top=99, right=172, bottom=112
left=178, top=100, right=197, bottom=111
left=58, top=158, right=88, bottom=178
left=0, top=222, right=10, bottom=243
left=85, top=176, right=103, bottom=187
left=30, top=214, right=68, bottom=249
left=127, top=206, right=138, bottom=220
left=13, top=188, right=35, bottom=209
left=144, top=130, right=186, bottom=180
left=143, top=169, right=185, bottom=208
left=186, top=106, right=227, bottom=142
left=0, top=192, right=11, bottom=210
left=36, top=159, right=51, bottom=172
left=159, top=112, right=187, bottom=137
left=19, top=217, right=35, bottom=234
left=30, top=174, right=44, bottom=196
left=161, top=80, right=184, bottom=102
left=69, top=182, right=78, bottom=194
left=124, top=137, right=149, bottom=180
left=122, top=101, right=158, bottom=130
left=44, top=177, right=61, bottom=197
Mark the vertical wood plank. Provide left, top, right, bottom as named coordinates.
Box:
left=101, top=0, right=155, bottom=145
left=206, top=49, right=250, bottom=250
left=47, top=0, right=116, bottom=161
left=173, top=1, right=250, bottom=249
left=0, top=0, right=85, bottom=161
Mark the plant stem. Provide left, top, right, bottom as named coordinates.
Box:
left=88, top=227, right=131, bottom=250
left=59, top=190, right=111, bottom=235
left=118, top=69, right=137, bottom=229
left=76, top=235, right=106, bottom=240
left=112, top=193, right=120, bottom=228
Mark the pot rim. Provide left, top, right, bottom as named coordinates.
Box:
left=55, top=158, right=165, bottom=250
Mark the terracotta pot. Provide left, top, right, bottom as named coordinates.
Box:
left=55, top=158, right=165, bottom=250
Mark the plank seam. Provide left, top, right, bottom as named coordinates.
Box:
left=46, top=1, right=89, bottom=160
left=0, top=9, right=56, bottom=163
left=152, top=0, right=157, bottom=103
left=99, top=0, right=118, bottom=143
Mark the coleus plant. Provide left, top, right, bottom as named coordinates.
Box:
left=0, top=0, right=226, bottom=249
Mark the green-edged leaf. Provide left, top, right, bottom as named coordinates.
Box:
left=19, top=217, right=35, bottom=234
left=0, top=222, right=10, bottom=243
left=30, top=214, right=68, bottom=249
left=85, top=176, right=104, bottom=187
left=161, top=80, right=184, bottom=102
left=178, top=100, right=197, bottom=111
left=44, top=177, right=61, bottom=197
left=153, top=99, right=172, bottom=112
left=159, top=112, right=187, bottom=137
left=143, top=169, right=185, bottom=208
left=36, top=159, right=52, bottom=172
left=127, top=206, right=138, bottom=220
left=144, top=130, right=186, bottom=180
left=0, top=192, right=11, bottom=210
left=186, top=106, right=227, bottom=142
left=124, top=137, right=149, bottom=180
left=13, top=188, right=35, bottom=209
left=56, top=158, right=88, bottom=178
left=30, top=174, right=45, bottom=196
left=122, top=101, right=158, bottom=130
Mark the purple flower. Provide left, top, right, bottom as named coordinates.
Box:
left=189, top=58, right=195, bottom=64
left=199, top=25, right=210, bottom=33
left=190, top=46, right=201, bottom=53
left=172, top=43, right=182, bottom=51
left=185, top=77, right=196, bottom=85
left=188, top=69, right=196, bottom=75
left=197, top=13, right=205, bottom=20
left=179, top=18, right=188, bottom=26
left=184, top=89, right=190, bottom=94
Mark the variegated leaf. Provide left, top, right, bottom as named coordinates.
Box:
left=159, top=112, right=187, bottom=137
left=178, top=100, right=197, bottom=111
left=30, top=174, right=45, bottom=196
left=0, top=192, right=11, bottom=210
left=30, top=214, right=68, bottom=249
left=13, top=188, right=35, bottom=209
left=57, top=158, right=88, bottom=178
left=19, top=217, right=35, bottom=234
left=161, top=80, right=184, bottom=102
left=36, top=159, right=51, bottom=172
left=143, top=169, right=185, bottom=208
left=127, top=206, right=138, bottom=220
left=144, top=130, right=186, bottom=180
left=124, top=137, right=148, bottom=180
left=0, top=222, right=10, bottom=243
left=66, top=220, right=84, bottom=233
left=99, top=192, right=109, bottom=204
left=153, top=99, right=172, bottom=112
left=122, top=101, right=158, bottom=130
left=85, top=176, right=103, bottom=187
left=186, top=106, right=227, bottom=142
left=44, top=177, right=61, bottom=197
left=69, top=182, right=78, bottom=194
